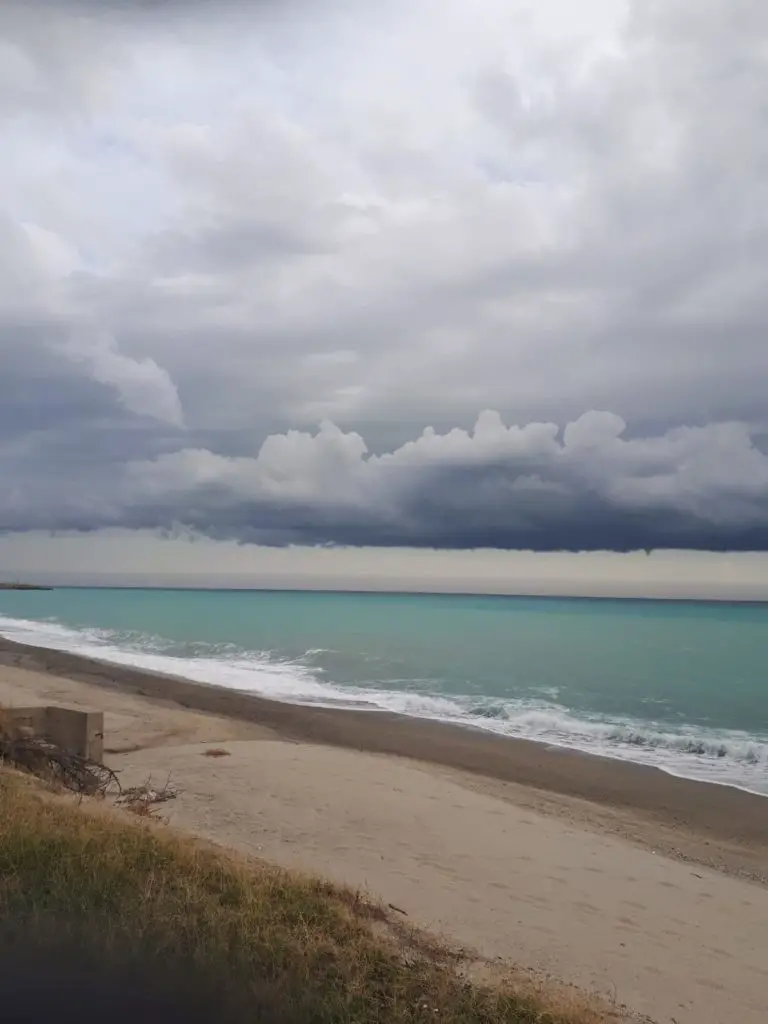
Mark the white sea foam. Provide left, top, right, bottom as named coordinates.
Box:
left=2, top=613, right=767, bottom=795
left=0, top=614, right=342, bottom=704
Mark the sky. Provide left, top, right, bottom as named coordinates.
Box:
left=1, top=0, right=768, bottom=592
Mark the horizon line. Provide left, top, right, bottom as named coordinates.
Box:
left=3, top=583, right=768, bottom=606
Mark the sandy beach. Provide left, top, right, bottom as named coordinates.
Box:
left=1, top=636, right=767, bottom=1024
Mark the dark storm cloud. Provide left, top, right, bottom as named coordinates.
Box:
left=4, top=411, right=767, bottom=551
left=119, top=414, right=768, bottom=551
left=1, top=0, right=767, bottom=550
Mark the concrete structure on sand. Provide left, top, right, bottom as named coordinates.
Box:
left=3, top=706, right=104, bottom=763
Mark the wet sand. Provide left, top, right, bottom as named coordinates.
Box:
left=2, top=636, right=768, bottom=1023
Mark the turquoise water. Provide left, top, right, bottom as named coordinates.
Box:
left=1, top=588, right=767, bottom=793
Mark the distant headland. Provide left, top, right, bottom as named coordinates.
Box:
left=0, top=583, right=53, bottom=591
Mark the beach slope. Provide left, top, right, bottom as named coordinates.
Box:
left=1, top=638, right=767, bottom=1023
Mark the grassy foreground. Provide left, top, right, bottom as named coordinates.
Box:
left=0, top=771, right=606, bottom=1024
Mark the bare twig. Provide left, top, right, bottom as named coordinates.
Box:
left=116, top=774, right=179, bottom=816
left=0, top=733, right=120, bottom=796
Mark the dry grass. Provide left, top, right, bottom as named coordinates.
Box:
left=0, top=770, right=613, bottom=1024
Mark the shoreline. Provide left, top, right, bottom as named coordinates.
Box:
left=2, top=634, right=768, bottom=860
left=1, top=616, right=766, bottom=803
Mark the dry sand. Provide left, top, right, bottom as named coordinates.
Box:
left=1, top=638, right=767, bottom=1024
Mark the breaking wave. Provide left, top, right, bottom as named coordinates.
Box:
left=1, top=612, right=766, bottom=795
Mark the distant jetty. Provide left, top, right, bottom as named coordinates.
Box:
left=0, top=583, right=53, bottom=591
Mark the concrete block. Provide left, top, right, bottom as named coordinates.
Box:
left=2, top=706, right=104, bottom=764
left=45, top=707, right=104, bottom=764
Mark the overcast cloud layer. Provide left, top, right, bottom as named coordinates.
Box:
left=1, top=0, right=767, bottom=551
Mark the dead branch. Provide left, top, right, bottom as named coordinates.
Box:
left=116, top=774, right=179, bottom=815
left=0, top=733, right=120, bottom=796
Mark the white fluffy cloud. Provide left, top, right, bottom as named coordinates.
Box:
left=113, top=412, right=768, bottom=549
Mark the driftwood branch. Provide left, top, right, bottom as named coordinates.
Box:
left=0, top=734, right=120, bottom=796
left=116, top=774, right=179, bottom=815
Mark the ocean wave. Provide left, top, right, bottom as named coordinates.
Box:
left=1, top=612, right=766, bottom=795
left=0, top=613, right=343, bottom=704
left=446, top=701, right=768, bottom=772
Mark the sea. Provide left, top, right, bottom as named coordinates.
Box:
left=1, top=587, right=767, bottom=796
